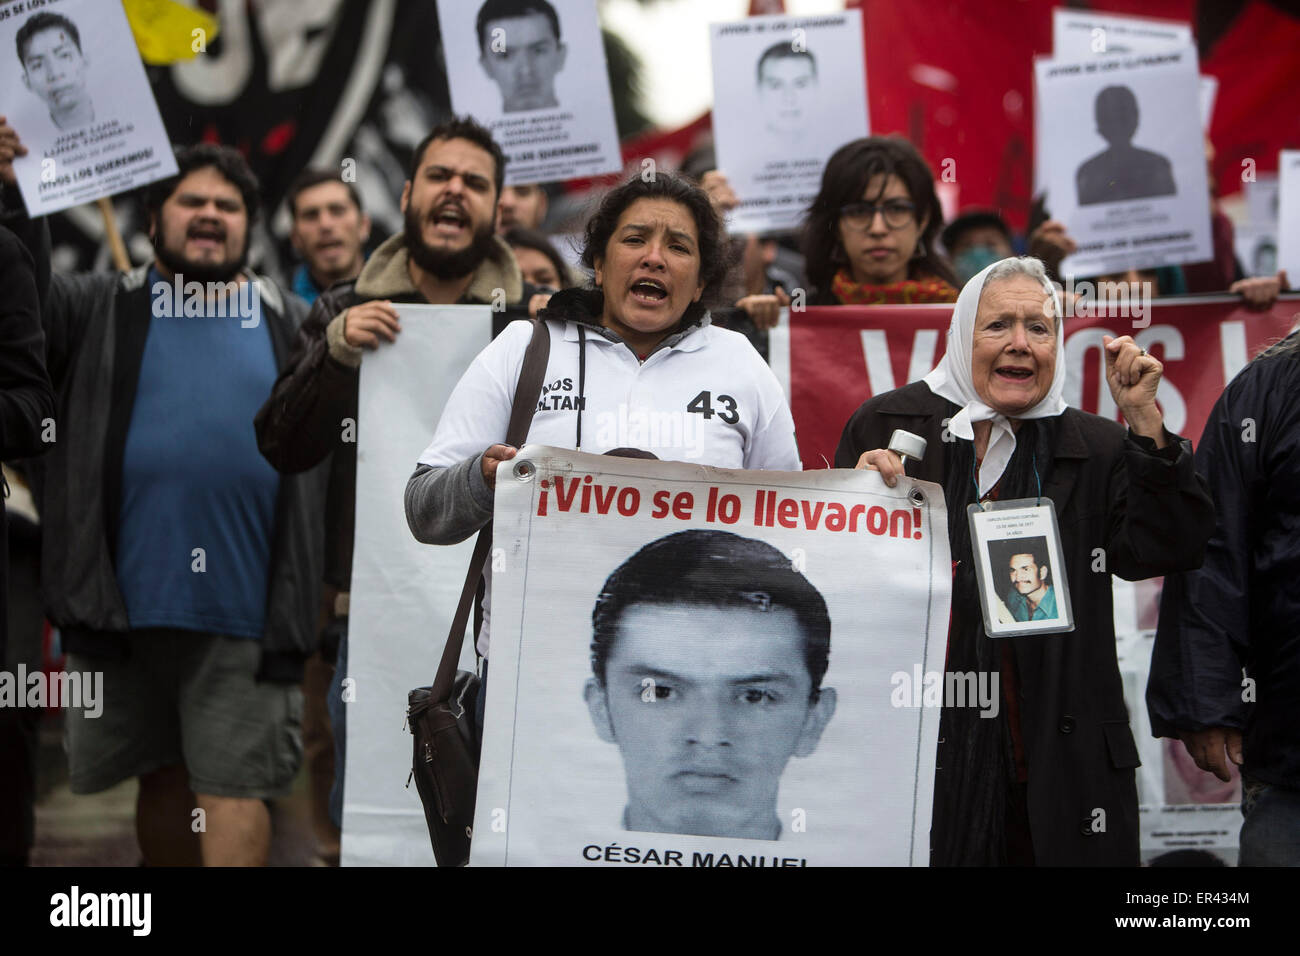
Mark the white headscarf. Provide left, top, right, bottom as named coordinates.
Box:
left=922, top=258, right=1068, bottom=497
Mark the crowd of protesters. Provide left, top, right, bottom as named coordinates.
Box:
left=0, top=9, right=1295, bottom=871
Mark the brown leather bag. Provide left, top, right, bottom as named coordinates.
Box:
left=407, top=317, right=551, bottom=867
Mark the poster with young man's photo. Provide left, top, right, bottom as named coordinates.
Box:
left=471, top=446, right=950, bottom=866
left=709, top=11, right=868, bottom=235
left=1034, top=47, right=1212, bottom=277
left=0, top=0, right=176, bottom=215
left=434, top=0, right=620, bottom=185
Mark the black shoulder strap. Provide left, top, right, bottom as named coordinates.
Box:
left=430, top=318, right=551, bottom=699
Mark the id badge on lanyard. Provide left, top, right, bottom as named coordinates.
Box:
left=966, top=497, right=1075, bottom=638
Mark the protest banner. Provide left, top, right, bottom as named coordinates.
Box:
left=771, top=295, right=1300, bottom=471
left=769, top=293, right=1300, bottom=863
left=470, top=446, right=948, bottom=866
left=435, top=0, right=621, bottom=185
left=709, top=10, right=868, bottom=235
left=1034, top=47, right=1212, bottom=276
left=343, top=305, right=493, bottom=866
left=0, top=0, right=176, bottom=215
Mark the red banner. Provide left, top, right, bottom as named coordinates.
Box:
left=788, top=295, right=1300, bottom=470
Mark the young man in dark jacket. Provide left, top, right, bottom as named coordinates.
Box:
left=253, top=115, right=537, bottom=843
left=0, top=125, right=326, bottom=866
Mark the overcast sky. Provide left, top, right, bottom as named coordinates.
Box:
left=601, top=0, right=848, bottom=129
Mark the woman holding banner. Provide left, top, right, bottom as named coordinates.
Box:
left=405, top=171, right=800, bottom=718
left=803, top=136, right=959, bottom=306
left=835, top=256, right=1214, bottom=866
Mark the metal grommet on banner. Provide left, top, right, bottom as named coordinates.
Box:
left=512, top=459, right=536, bottom=481
left=908, top=486, right=926, bottom=507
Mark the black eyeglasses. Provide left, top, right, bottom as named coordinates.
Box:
left=838, top=200, right=918, bottom=230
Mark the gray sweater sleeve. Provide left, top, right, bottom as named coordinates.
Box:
left=404, top=454, right=495, bottom=545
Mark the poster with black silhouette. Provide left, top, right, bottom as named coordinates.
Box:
left=1034, top=48, right=1211, bottom=276
left=709, top=11, right=869, bottom=235
left=1278, top=151, right=1300, bottom=286
left=0, top=0, right=176, bottom=215
left=470, top=446, right=949, bottom=866
left=1036, top=11, right=1215, bottom=191
left=434, top=0, right=620, bottom=186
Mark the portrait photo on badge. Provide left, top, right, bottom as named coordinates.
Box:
left=967, top=499, right=1074, bottom=637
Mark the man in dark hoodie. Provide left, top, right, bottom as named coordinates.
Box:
left=254, top=115, right=537, bottom=841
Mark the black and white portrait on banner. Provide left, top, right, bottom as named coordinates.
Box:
left=709, top=11, right=868, bottom=235
left=1034, top=47, right=1212, bottom=276
left=435, top=0, right=620, bottom=185
left=472, top=447, right=949, bottom=866
left=0, top=0, right=176, bottom=215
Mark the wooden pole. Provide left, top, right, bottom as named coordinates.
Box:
left=96, top=197, right=131, bottom=271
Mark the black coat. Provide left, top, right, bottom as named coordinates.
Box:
left=0, top=225, right=55, bottom=664
left=836, top=381, right=1215, bottom=865
left=1149, top=336, right=1300, bottom=788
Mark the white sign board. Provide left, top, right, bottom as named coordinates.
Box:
left=435, top=0, right=621, bottom=186
left=471, top=446, right=949, bottom=866
left=1, top=0, right=176, bottom=215
left=1052, top=9, right=1193, bottom=57
left=709, top=11, right=869, bottom=235
left=342, top=305, right=494, bottom=866
left=1035, top=48, right=1212, bottom=277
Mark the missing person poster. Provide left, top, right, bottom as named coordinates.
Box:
left=1034, top=47, right=1212, bottom=277
left=0, top=0, right=176, bottom=215
left=1052, top=8, right=1192, bottom=57
left=435, top=0, right=620, bottom=186
left=471, top=446, right=949, bottom=866
left=344, top=305, right=495, bottom=866
left=709, top=11, right=868, bottom=235
left=1278, top=150, right=1300, bottom=284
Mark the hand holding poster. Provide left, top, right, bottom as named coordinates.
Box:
left=709, top=11, right=868, bottom=235
left=0, top=0, right=176, bottom=215
left=435, top=0, right=621, bottom=186
left=471, top=446, right=948, bottom=866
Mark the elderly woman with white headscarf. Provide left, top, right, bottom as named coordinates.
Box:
left=835, top=256, right=1214, bottom=867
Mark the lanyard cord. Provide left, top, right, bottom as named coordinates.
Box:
left=576, top=324, right=586, bottom=450
left=972, top=451, right=1041, bottom=505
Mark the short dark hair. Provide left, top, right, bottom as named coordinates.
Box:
left=286, top=168, right=363, bottom=219
left=475, top=0, right=561, bottom=52
left=17, top=12, right=81, bottom=64
left=802, top=136, right=956, bottom=297
left=503, top=226, right=574, bottom=287
left=1002, top=537, right=1050, bottom=576
left=756, top=40, right=816, bottom=83
left=408, top=116, right=506, bottom=202
left=580, top=171, right=730, bottom=326
left=144, top=143, right=261, bottom=227
left=941, top=209, right=1012, bottom=254
left=591, top=530, right=831, bottom=696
